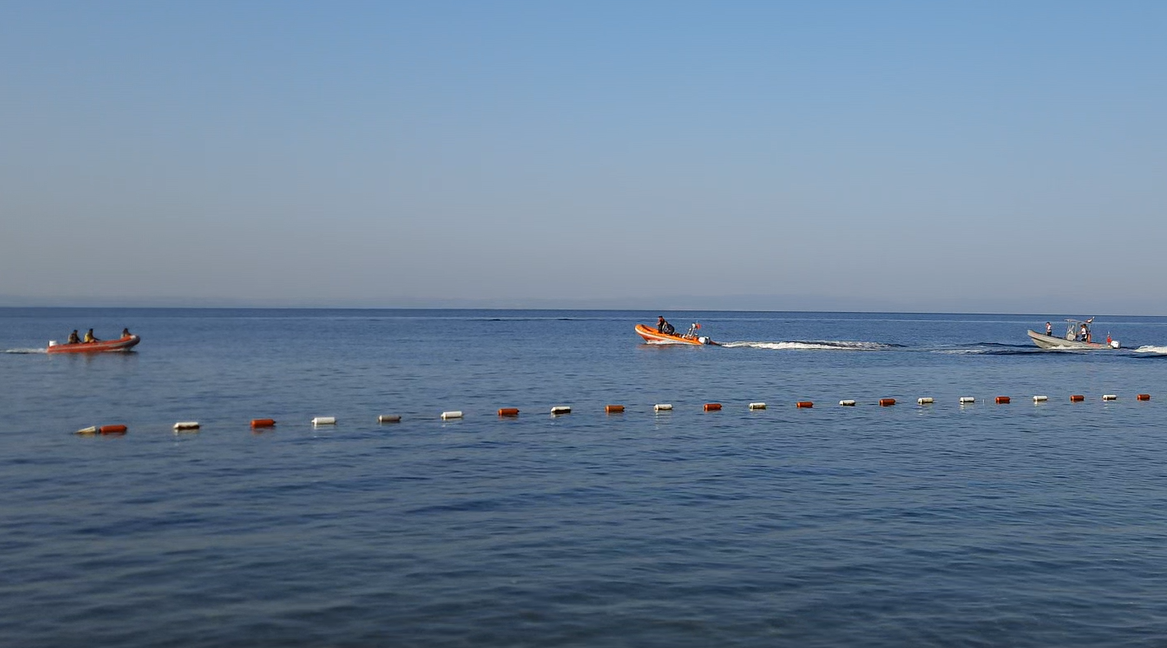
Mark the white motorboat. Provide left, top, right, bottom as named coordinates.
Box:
left=1027, top=318, right=1118, bottom=350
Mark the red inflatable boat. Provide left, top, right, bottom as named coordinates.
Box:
left=634, top=324, right=718, bottom=346
left=47, top=335, right=141, bottom=354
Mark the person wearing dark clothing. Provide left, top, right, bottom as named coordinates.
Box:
left=67, top=330, right=80, bottom=344
left=657, top=316, right=675, bottom=336
left=122, top=328, right=131, bottom=338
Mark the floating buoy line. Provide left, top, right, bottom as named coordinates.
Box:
left=72, top=393, right=1156, bottom=436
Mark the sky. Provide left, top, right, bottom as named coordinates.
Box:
left=1, top=1, right=1165, bottom=313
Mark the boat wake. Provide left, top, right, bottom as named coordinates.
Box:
left=1133, top=345, right=1167, bottom=355
left=932, top=342, right=1042, bottom=356
left=722, top=340, right=894, bottom=351
left=4, top=348, right=47, bottom=354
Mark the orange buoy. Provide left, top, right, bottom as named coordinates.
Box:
left=704, top=403, right=722, bottom=411
left=497, top=407, right=519, bottom=417
left=796, top=401, right=813, bottom=408
left=995, top=396, right=1011, bottom=404
left=1138, top=394, right=1151, bottom=401
left=98, top=424, right=127, bottom=435
left=605, top=404, right=625, bottom=414
left=879, top=398, right=896, bottom=407
left=1070, top=395, right=1085, bottom=402
left=250, top=418, right=276, bottom=428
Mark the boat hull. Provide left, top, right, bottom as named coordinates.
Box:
left=47, top=335, right=141, bottom=354
left=635, top=324, right=717, bottom=346
left=1027, top=330, right=1113, bottom=350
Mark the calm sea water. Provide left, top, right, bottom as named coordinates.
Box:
left=4, top=308, right=1167, bottom=647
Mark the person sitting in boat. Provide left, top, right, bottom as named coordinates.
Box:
left=84, top=328, right=98, bottom=343
left=67, top=330, right=80, bottom=345
left=657, top=316, right=675, bottom=335
left=685, top=322, right=702, bottom=338
left=122, top=328, right=131, bottom=338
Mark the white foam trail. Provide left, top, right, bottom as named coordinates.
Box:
left=722, top=340, right=888, bottom=351
left=4, top=348, right=47, bottom=354
left=1134, top=345, right=1167, bottom=354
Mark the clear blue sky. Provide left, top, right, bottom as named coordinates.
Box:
left=2, top=1, right=1165, bottom=312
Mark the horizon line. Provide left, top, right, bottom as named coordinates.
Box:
left=0, top=304, right=1154, bottom=319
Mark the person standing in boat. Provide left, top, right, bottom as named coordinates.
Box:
left=67, top=330, right=80, bottom=344
left=1079, top=322, right=1090, bottom=342
left=1045, top=322, right=1052, bottom=336
left=657, top=316, right=675, bottom=335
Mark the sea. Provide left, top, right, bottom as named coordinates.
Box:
left=4, top=308, right=1167, bottom=647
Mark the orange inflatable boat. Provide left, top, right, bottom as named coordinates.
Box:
left=635, top=324, right=718, bottom=346
left=47, top=335, right=141, bottom=354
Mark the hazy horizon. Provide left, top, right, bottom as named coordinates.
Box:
left=1, top=293, right=1162, bottom=319
left=3, top=2, right=1165, bottom=314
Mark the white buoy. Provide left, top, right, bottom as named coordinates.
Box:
left=748, top=402, right=766, bottom=410
left=959, top=397, right=976, bottom=404
left=839, top=400, right=856, bottom=407
left=917, top=397, right=934, bottom=405
left=1033, top=395, right=1048, bottom=402
left=441, top=411, right=463, bottom=420
left=378, top=415, right=401, bottom=423
left=1102, top=394, right=1118, bottom=401
left=173, top=421, right=200, bottom=431
left=312, top=416, right=337, bottom=426
left=654, top=403, right=673, bottom=411
left=550, top=406, right=571, bottom=415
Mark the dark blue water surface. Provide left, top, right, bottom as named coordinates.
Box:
left=4, top=309, right=1167, bottom=647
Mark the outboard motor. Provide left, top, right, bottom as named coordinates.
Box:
left=698, top=336, right=710, bottom=345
